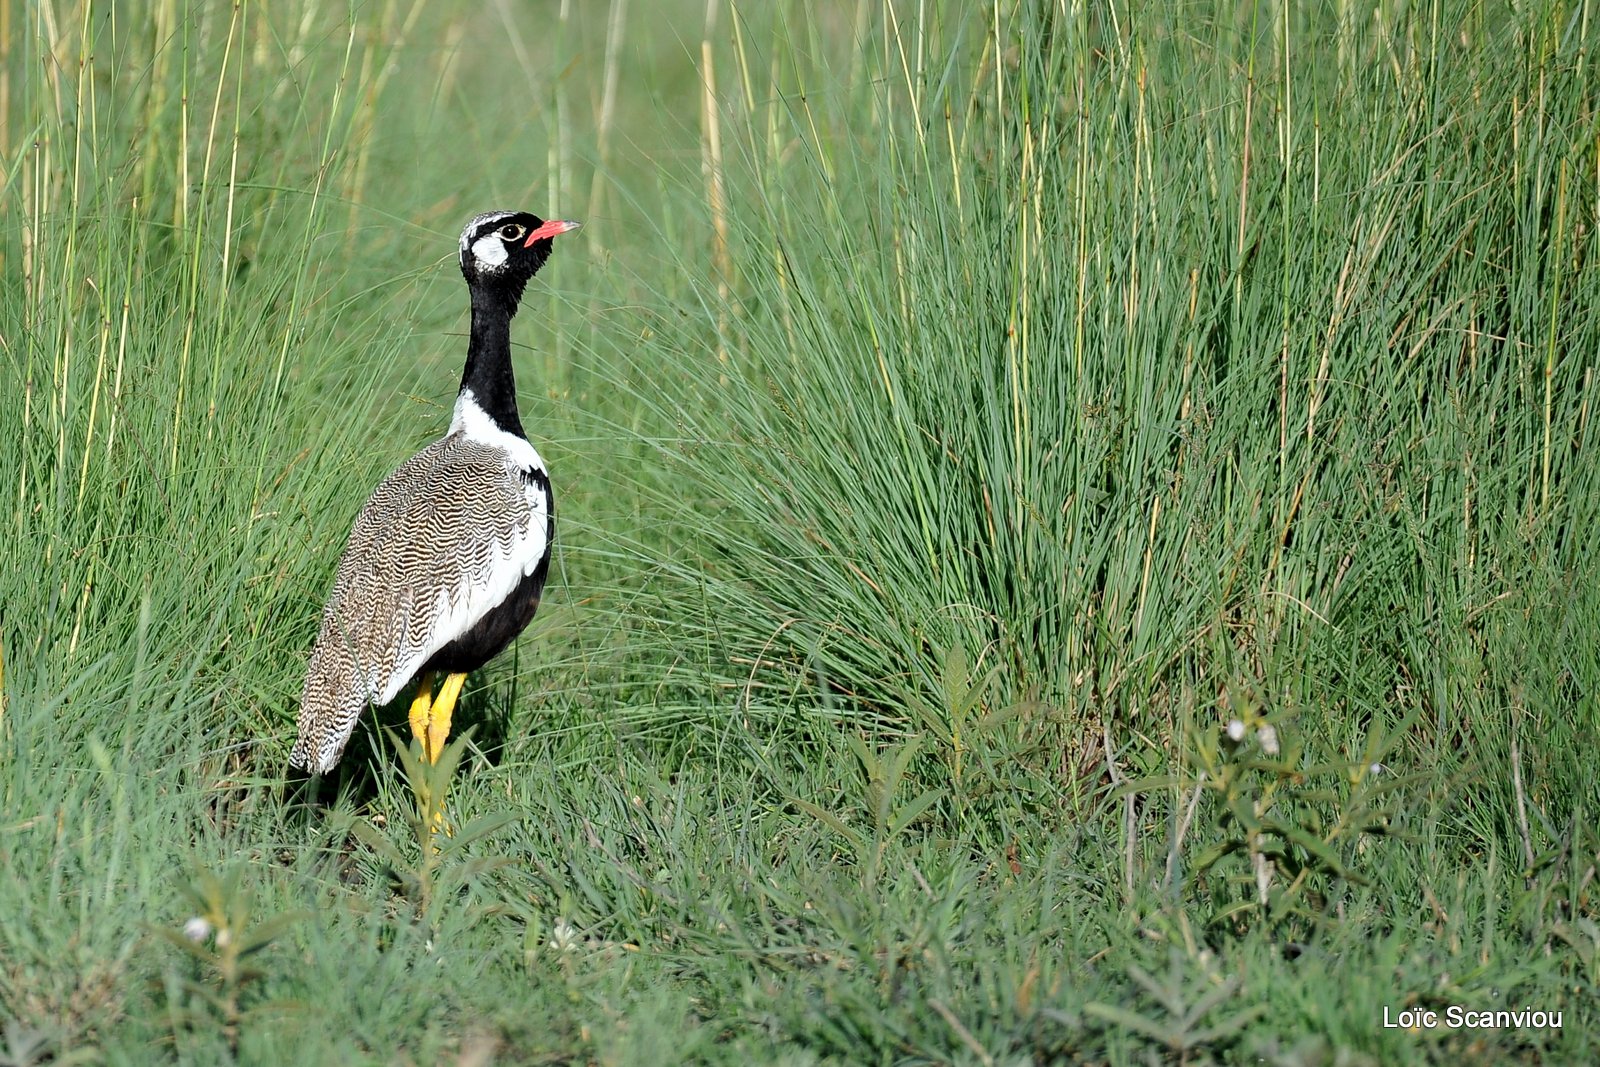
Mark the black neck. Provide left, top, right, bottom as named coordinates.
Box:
left=459, top=287, right=525, bottom=438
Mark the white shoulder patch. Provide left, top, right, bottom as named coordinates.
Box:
left=451, top=391, right=548, bottom=474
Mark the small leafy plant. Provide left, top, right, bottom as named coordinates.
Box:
left=348, top=729, right=518, bottom=922
left=1135, top=687, right=1421, bottom=930
left=151, top=865, right=309, bottom=1053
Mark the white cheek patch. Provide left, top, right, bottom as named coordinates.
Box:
left=470, top=232, right=510, bottom=270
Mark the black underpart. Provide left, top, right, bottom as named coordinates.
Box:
left=422, top=550, right=551, bottom=676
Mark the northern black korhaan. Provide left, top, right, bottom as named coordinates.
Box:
left=292, top=211, right=579, bottom=816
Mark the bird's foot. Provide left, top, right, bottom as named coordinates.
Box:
left=407, top=672, right=437, bottom=758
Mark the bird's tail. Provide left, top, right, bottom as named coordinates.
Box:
left=291, top=645, right=370, bottom=774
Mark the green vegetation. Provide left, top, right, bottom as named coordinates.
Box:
left=3, top=0, right=1597, bottom=1062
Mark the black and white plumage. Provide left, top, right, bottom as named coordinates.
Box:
left=291, top=210, right=579, bottom=775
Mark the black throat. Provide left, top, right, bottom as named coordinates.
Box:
left=458, top=285, right=526, bottom=438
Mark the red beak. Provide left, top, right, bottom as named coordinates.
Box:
left=525, top=219, right=581, bottom=246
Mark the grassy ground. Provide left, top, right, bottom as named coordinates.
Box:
left=2, top=0, right=1598, bottom=1063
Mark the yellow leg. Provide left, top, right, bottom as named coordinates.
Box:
left=426, top=672, right=469, bottom=764
left=407, top=672, right=436, bottom=754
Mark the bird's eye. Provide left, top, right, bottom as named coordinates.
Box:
left=499, top=223, right=527, bottom=241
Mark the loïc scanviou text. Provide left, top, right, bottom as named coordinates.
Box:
left=1382, top=1006, right=1562, bottom=1030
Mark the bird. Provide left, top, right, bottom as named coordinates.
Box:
left=291, top=210, right=580, bottom=819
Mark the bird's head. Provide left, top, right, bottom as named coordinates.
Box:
left=458, top=210, right=581, bottom=310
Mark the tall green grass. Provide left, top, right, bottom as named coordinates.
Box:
left=632, top=0, right=1600, bottom=930
left=2, top=0, right=1597, bottom=1062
